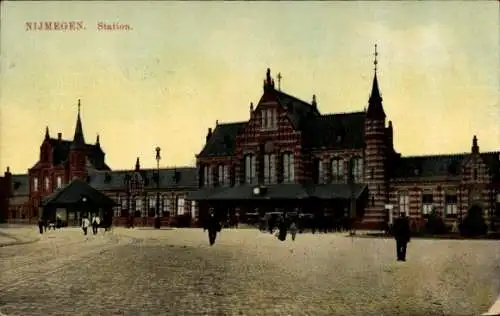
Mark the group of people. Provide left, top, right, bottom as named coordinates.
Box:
left=205, top=209, right=412, bottom=262
left=81, top=214, right=102, bottom=236
left=37, top=215, right=62, bottom=234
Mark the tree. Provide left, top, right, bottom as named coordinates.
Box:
left=460, top=205, right=487, bottom=237
left=424, top=208, right=447, bottom=235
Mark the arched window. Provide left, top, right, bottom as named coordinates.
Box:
left=331, top=158, right=344, bottom=182
left=244, top=154, right=256, bottom=184
left=351, top=157, right=363, bottom=183
left=263, top=154, right=276, bottom=184
left=282, top=152, right=295, bottom=183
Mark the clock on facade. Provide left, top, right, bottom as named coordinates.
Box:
left=253, top=187, right=260, bottom=196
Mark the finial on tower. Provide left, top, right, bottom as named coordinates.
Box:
left=78, top=99, right=81, bottom=115
left=45, top=126, right=50, bottom=139
left=135, top=157, right=140, bottom=171
left=472, top=135, right=479, bottom=154
left=373, top=44, right=378, bottom=73
left=96, top=134, right=100, bottom=145
left=312, top=94, right=317, bottom=107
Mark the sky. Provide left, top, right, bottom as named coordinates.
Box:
left=0, top=1, right=498, bottom=174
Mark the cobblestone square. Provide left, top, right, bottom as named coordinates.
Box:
left=1, top=227, right=499, bottom=316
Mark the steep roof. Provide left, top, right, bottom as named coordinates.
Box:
left=32, top=138, right=110, bottom=171
left=274, top=90, right=320, bottom=129
left=11, top=174, right=29, bottom=196
left=302, top=112, right=366, bottom=150
left=42, top=178, right=117, bottom=207
left=366, top=73, right=386, bottom=119
left=198, top=122, right=246, bottom=157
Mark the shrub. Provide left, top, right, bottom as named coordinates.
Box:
left=460, top=205, right=487, bottom=237
left=424, top=210, right=447, bottom=235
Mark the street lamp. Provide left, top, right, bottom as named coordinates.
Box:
left=155, top=146, right=161, bottom=229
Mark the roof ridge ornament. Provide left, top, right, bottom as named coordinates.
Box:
left=374, top=44, right=378, bottom=73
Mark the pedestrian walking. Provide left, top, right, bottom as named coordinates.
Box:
left=393, top=212, right=411, bottom=261
left=81, top=217, right=90, bottom=236
left=38, top=219, right=44, bottom=234
left=277, top=214, right=288, bottom=241
left=289, top=220, right=298, bottom=241
left=207, top=211, right=220, bottom=246
left=92, top=214, right=100, bottom=235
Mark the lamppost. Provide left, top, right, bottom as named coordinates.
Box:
left=155, top=147, right=161, bottom=229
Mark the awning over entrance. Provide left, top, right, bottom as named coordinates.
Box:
left=42, top=179, right=117, bottom=208
left=186, top=184, right=367, bottom=201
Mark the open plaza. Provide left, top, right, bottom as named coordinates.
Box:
left=0, top=226, right=499, bottom=316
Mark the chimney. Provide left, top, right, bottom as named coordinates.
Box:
left=311, top=94, right=317, bottom=108
left=250, top=102, right=254, bottom=117
left=206, top=128, right=213, bottom=143
left=5, top=166, right=12, bottom=197
left=58, top=133, right=62, bottom=141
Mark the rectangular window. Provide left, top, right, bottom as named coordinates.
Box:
left=33, top=177, right=38, bottom=192
left=331, top=159, right=344, bottom=182
left=245, top=155, right=257, bottom=184
left=264, top=154, right=276, bottom=184
left=261, top=110, right=267, bottom=129
left=207, top=166, right=214, bottom=186
left=149, top=196, right=156, bottom=209
left=203, top=166, right=209, bottom=186
left=166, top=197, right=173, bottom=215
left=114, top=195, right=121, bottom=217
left=177, top=197, right=185, bottom=215
left=162, top=195, right=168, bottom=214
left=44, top=177, right=50, bottom=191
left=352, top=158, right=363, bottom=183
left=136, top=197, right=146, bottom=218
left=217, top=165, right=230, bottom=186
left=399, top=192, right=410, bottom=216
left=223, top=165, right=229, bottom=186
left=191, top=201, right=197, bottom=219
left=445, top=194, right=458, bottom=217
left=318, top=160, right=324, bottom=184
left=422, top=193, right=433, bottom=215
left=283, top=153, right=295, bottom=183
left=56, top=176, right=62, bottom=189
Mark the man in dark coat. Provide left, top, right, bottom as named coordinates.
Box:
left=38, top=218, right=44, bottom=234
left=277, top=214, right=288, bottom=241
left=393, top=212, right=411, bottom=261
left=207, top=211, right=220, bottom=246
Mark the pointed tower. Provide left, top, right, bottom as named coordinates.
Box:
left=69, top=99, right=87, bottom=180
left=363, top=44, right=389, bottom=229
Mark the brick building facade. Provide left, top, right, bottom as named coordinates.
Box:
left=189, top=65, right=500, bottom=230
left=4, top=100, right=198, bottom=226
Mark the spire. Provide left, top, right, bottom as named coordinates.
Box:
left=472, top=135, right=479, bottom=154
left=96, top=134, right=100, bottom=146
left=366, top=44, right=386, bottom=119
left=45, top=126, right=50, bottom=140
left=135, top=157, right=140, bottom=171
left=71, top=99, right=86, bottom=149
left=263, top=68, right=275, bottom=91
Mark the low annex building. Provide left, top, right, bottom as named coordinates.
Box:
left=189, top=60, right=500, bottom=230
left=2, top=100, right=198, bottom=226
